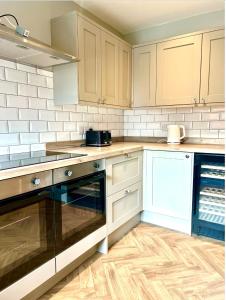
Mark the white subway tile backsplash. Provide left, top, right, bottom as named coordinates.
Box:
left=0, top=108, right=18, bottom=120
left=0, top=59, right=16, bottom=69
left=18, top=84, right=37, bottom=97
left=0, top=121, right=8, bottom=133
left=0, top=67, right=5, bottom=80
left=9, top=121, right=29, bottom=133
left=0, top=80, right=17, bottom=95
left=0, top=59, right=223, bottom=152
left=29, top=98, right=46, bottom=110
left=19, top=109, right=38, bottom=120
left=7, top=95, right=28, bottom=108
left=48, top=122, right=64, bottom=132
left=0, top=133, right=19, bottom=146
left=17, top=64, right=36, bottom=74
left=0, top=146, right=9, bottom=155
left=9, top=144, right=30, bottom=154
left=39, top=110, right=55, bottom=121
left=56, top=111, right=70, bottom=121
left=28, top=73, right=46, bottom=87
left=20, top=133, right=39, bottom=144
left=0, top=94, right=6, bottom=107
left=202, top=113, right=219, bottom=121
left=5, top=69, right=27, bottom=83
left=40, top=132, right=56, bottom=143
left=38, top=87, right=53, bottom=99
left=30, top=121, right=47, bottom=132
left=210, top=121, right=225, bottom=130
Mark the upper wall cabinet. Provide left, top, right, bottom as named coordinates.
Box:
left=133, top=44, right=156, bottom=107
left=156, top=35, right=202, bottom=106
left=101, top=32, right=119, bottom=106
left=200, top=30, right=225, bottom=104
left=118, top=42, right=132, bottom=107
left=51, top=12, right=132, bottom=108
left=78, top=17, right=102, bottom=103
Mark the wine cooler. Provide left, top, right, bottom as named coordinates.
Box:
left=192, top=153, right=225, bottom=241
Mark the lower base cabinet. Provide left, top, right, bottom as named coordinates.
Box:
left=107, top=182, right=142, bottom=234
left=142, top=150, right=194, bottom=234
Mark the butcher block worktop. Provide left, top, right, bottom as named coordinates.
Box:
left=0, top=142, right=224, bottom=181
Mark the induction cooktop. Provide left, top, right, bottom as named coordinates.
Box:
left=0, top=150, right=87, bottom=171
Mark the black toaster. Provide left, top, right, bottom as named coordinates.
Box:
left=85, top=129, right=112, bottom=147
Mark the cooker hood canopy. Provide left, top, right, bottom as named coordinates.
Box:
left=0, top=24, right=78, bottom=68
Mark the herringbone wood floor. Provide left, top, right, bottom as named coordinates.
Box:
left=40, top=223, right=224, bottom=300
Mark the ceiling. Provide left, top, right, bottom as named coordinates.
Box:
left=74, top=0, right=224, bottom=34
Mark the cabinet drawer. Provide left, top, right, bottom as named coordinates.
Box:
left=106, top=151, right=142, bottom=196
left=107, top=182, right=142, bottom=234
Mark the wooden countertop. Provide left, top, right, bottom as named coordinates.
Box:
left=0, top=142, right=224, bottom=181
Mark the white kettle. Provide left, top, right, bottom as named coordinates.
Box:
left=167, top=125, right=185, bottom=144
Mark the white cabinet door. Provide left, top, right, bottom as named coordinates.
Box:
left=133, top=44, right=156, bottom=107
left=143, top=150, right=194, bottom=234
left=200, top=30, right=225, bottom=104
left=156, top=35, right=202, bottom=106
left=107, top=182, right=142, bottom=234
left=78, top=16, right=102, bottom=103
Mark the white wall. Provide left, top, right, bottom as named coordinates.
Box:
left=124, top=10, right=225, bottom=45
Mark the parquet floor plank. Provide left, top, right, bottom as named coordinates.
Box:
left=40, top=223, right=224, bottom=300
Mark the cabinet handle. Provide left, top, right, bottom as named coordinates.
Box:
left=125, top=153, right=132, bottom=158
left=125, top=189, right=132, bottom=194
left=65, top=170, right=73, bottom=177
left=185, top=155, right=190, bottom=159
left=201, top=98, right=206, bottom=104
left=32, top=178, right=41, bottom=186
left=193, top=98, right=198, bottom=105
left=102, top=98, right=106, bottom=104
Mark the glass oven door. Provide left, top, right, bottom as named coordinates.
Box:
left=54, top=171, right=106, bottom=254
left=0, top=189, right=55, bottom=291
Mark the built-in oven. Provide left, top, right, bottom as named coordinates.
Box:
left=0, top=170, right=55, bottom=293
left=53, top=161, right=106, bottom=255
left=0, top=160, right=106, bottom=299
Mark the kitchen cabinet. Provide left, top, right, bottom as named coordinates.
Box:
left=156, top=35, right=202, bottom=106
left=51, top=12, right=132, bottom=108
left=107, top=182, right=142, bottom=234
left=118, top=42, right=132, bottom=107
left=101, top=32, right=119, bottom=105
left=142, top=150, right=194, bottom=234
left=78, top=17, right=102, bottom=103
left=200, top=30, right=225, bottom=104
left=133, top=44, right=156, bottom=107
left=106, top=151, right=143, bottom=196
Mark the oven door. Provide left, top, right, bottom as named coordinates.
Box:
left=54, top=171, right=106, bottom=254
left=0, top=188, right=55, bottom=292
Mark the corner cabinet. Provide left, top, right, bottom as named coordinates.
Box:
left=200, top=30, right=225, bottom=104
left=51, top=12, right=132, bottom=108
left=142, top=150, right=194, bottom=234
left=156, top=35, right=202, bottom=106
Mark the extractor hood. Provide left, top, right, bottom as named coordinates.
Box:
left=0, top=24, right=78, bottom=68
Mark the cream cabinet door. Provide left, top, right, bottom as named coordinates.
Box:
left=78, top=16, right=102, bottom=103
left=101, top=32, right=119, bottom=105
left=106, top=151, right=143, bottom=196
left=156, top=35, right=202, bottom=106
left=133, top=44, right=157, bottom=107
left=107, top=182, right=142, bottom=234
left=118, top=42, right=132, bottom=107
left=200, top=30, right=225, bottom=104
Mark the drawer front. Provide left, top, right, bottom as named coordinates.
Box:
left=107, top=182, right=142, bottom=234
left=106, top=151, right=142, bottom=196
